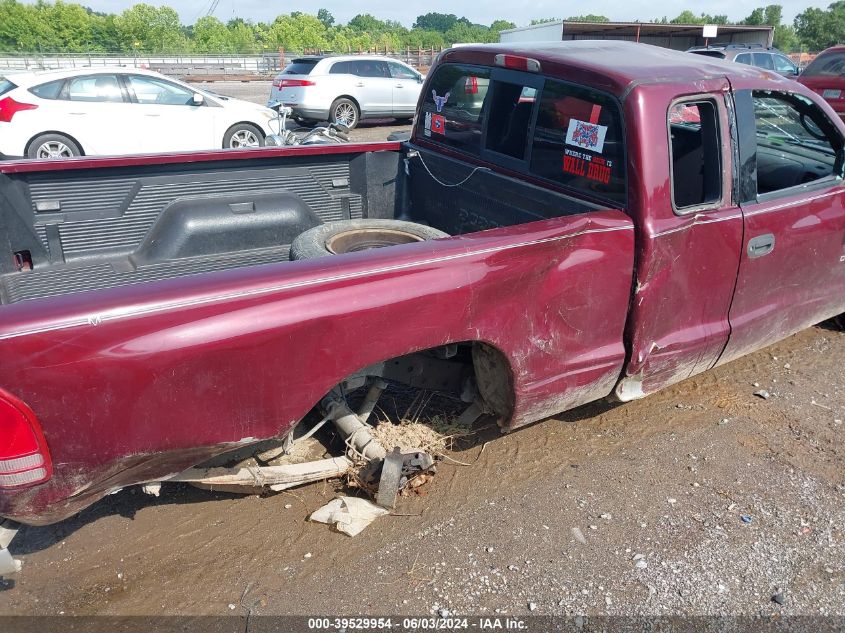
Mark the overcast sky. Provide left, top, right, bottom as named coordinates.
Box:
left=18, top=0, right=833, bottom=26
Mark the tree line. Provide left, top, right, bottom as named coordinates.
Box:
left=0, top=1, right=844, bottom=55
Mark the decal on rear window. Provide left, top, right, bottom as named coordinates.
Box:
left=565, top=119, right=608, bottom=153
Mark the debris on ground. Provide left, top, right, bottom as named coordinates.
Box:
left=309, top=497, right=390, bottom=536
left=754, top=390, right=771, bottom=400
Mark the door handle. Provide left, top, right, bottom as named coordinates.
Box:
left=395, top=84, right=404, bottom=88
left=355, top=83, right=365, bottom=87
left=747, top=233, right=775, bottom=258
left=144, top=114, right=161, bottom=117
left=69, top=112, right=86, bottom=116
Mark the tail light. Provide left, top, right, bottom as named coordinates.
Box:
left=494, top=54, right=541, bottom=73
left=0, top=97, right=38, bottom=123
left=465, top=76, right=478, bottom=94
left=273, top=79, right=316, bottom=89
left=0, top=389, right=51, bottom=488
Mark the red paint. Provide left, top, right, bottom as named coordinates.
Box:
left=0, top=142, right=402, bottom=174
left=0, top=96, right=38, bottom=123
left=3, top=41, right=845, bottom=526
left=798, top=46, right=845, bottom=121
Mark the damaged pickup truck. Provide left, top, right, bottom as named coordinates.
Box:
left=2, top=41, right=845, bottom=570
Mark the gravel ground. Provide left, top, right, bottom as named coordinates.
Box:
left=2, top=324, right=844, bottom=617
left=199, top=79, right=411, bottom=143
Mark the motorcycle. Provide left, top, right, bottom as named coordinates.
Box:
left=265, top=102, right=350, bottom=147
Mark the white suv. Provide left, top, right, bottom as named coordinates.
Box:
left=268, top=56, right=424, bottom=129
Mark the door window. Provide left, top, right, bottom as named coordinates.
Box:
left=126, top=76, right=196, bottom=106
left=751, top=91, right=843, bottom=196
left=752, top=53, right=775, bottom=70
left=352, top=60, right=389, bottom=78
left=773, top=54, right=798, bottom=74
left=66, top=75, right=124, bottom=103
left=668, top=100, right=722, bottom=211
left=388, top=61, right=418, bottom=80
left=735, top=53, right=753, bottom=65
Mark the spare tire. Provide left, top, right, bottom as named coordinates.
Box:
left=291, top=219, right=449, bottom=260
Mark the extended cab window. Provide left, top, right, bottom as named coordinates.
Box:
left=530, top=79, right=626, bottom=204
left=752, top=91, right=843, bottom=195
left=417, top=64, right=491, bottom=155
left=669, top=101, right=721, bottom=210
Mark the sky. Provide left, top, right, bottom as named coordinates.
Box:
left=17, top=0, right=834, bottom=27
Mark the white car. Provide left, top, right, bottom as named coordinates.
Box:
left=0, top=67, right=278, bottom=159
left=269, top=55, right=424, bottom=129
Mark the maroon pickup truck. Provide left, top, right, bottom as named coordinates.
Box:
left=2, top=41, right=844, bottom=569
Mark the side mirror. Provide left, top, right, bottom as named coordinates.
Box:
left=417, top=74, right=424, bottom=84
left=192, top=93, right=205, bottom=106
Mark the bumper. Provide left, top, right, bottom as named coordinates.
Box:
left=288, top=106, right=331, bottom=122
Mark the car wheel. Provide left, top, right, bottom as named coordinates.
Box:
left=223, top=123, right=265, bottom=149
left=290, top=219, right=449, bottom=260
left=330, top=98, right=359, bottom=130
left=27, top=134, right=81, bottom=160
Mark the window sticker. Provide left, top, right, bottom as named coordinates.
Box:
left=565, top=118, right=608, bottom=153
left=563, top=148, right=613, bottom=184
left=431, top=113, right=446, bottom=135
left=424, top=111, right=432, bottom=137
left=432, top=90, right=450, bottom=112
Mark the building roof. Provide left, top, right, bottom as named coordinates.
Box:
left=500, top=20, right=773, bottom=39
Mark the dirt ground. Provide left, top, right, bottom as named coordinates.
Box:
left=1, top=323, right=844, bottom=617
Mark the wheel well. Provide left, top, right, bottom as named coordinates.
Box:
left=25, top=131, right=85, bottom=156
left=332, top=95, right=361, bottom=116
left=333, top=341, right=514, bottom=424
left=224, top=121, right=266, bottom=140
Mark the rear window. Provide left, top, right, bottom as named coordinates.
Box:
left=802, top=52, right=845, bottom=77
left=530, top=79, right=626, bottom=204
left=690, top=50, right=726, bottom=59
left=282, top=60, right=319, bottom=75
left=417, top=63, right=626, bottom=205
left=0, top=78, right=16, bottom=97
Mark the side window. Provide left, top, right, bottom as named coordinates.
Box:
left=416, top=64, right=491, bottom=155
left=752, top=91, right=842, bottom=195
left=530, top=78, right=626, bottom=204
left=29, top=80, right=64, bottom=100
left=388, top=61, right=418, bottom=80
left=126, top=76, right=195, bottom=106
left=66, top=75, right=124, bottom=103
left=330, top=61, right=352, bottom=74
left=735, top=53, right=753, bottom=65
left=668, top=101, right=721, bottom=211
left=773, top=55, right=797, bottom=74
left=753, top=53, right=775, bottom=70
left=353, top=60, right=389, bottom=78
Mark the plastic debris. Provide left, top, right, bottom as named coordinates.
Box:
left=571, top=527, right=587, bottom=544
left=753, top=390, right=771, bottom=400
left=741, top=514, right=752, bottom=524
left=309, top=496, right=389, bottom=537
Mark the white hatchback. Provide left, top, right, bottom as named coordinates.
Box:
left=268, top=56, right=424, bottom=129
left=0, top=67, right=279, bottom=159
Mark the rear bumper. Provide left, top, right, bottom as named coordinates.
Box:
left=289, top=106, right=331, bottom=122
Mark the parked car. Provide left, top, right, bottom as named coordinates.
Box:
left=0, top=67, right=278, bottom=159
left=2, top=41, right=845, bottom=571
left=798, top=45, right=845, bottom=122
left=268, top=55, right=424, bottom=128
left=687, top=43, right=799, bottom=77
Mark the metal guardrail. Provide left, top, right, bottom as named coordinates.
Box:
left=0, top=49, right=443, bottom=78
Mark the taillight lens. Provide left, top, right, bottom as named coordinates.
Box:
left=0, top=389, right=51, bottom=488
left=0, top=97, right=38, bottom=123
left=493, top=54, right=541, bottom=73
left=274, top=79, right=316, bottom=89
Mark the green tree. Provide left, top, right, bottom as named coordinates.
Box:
left=414, top=13, right=468, bottom=33
left=795, top=1, right=845, bottom=50
left=490, top=19, right=516, bottom=32
left=193, top=15, right=231, bottom=52
left=566, top=15, right=610, bottom=22
left=267, top=13, right=328, bottom=51
left=530, top=18, right=560, bottom=25
left=317, top=8, right=334, bottom=29
left=115, top=4, right=187, bottom=53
